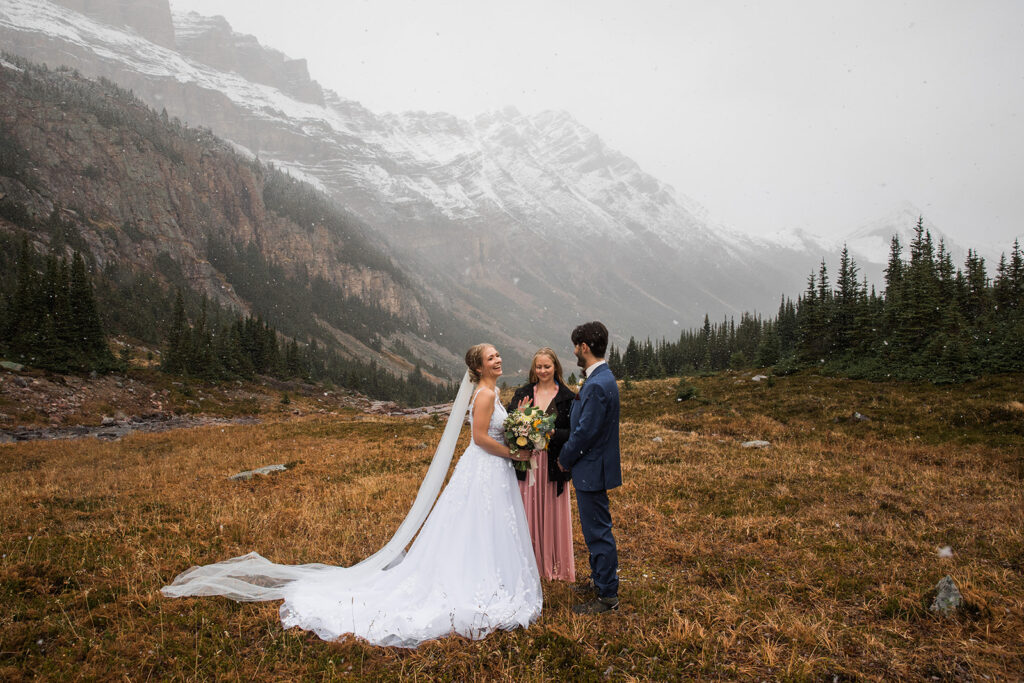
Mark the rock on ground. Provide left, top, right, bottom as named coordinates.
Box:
left=930, top=575, right=964, bottom=614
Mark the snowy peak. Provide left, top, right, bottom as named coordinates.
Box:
left=469, top=107, right=714, bottom=247
left=0, top=0, right=824, bottom=335
left=845, top=202, right=965, bottom=266
left=172, top=11, right=324, bottom=105
left=0, top=0, right=720, bottom=252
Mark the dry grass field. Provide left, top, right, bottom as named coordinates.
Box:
left=1, top=371, right=1022, bottom=681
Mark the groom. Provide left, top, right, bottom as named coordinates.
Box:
left=558, top=321, right=621, bottom=614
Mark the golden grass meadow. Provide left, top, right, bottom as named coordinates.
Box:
left=1, top=372, right=1022, bottom=680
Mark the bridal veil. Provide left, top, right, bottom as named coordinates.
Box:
left=161, top=371, right=476, bottom=602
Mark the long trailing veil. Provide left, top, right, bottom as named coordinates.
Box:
left=161, top=371, right=476, bottom=602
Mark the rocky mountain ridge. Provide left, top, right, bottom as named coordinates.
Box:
left=2, top=0, right=1001, bottom=362
left=0, top=55, right=485, bottom=380
left=0, top=0, right=812, bottom=341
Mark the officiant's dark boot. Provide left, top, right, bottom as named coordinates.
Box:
left=572, top=595, right=618, bottom=615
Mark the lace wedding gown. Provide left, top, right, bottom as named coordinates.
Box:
left=162, top=380, right=542, bottom=648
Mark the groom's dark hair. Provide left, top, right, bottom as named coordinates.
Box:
left=571, top=321, right=608, bottom=358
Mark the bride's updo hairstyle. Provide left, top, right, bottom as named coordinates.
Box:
left=465, top=343, right=493, bottom=383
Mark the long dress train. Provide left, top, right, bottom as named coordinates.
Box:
left=162, top=378, right=541, bottom=648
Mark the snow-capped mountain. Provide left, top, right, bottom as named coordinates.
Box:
left=843, top=201, right=1012, bottom=270
left=846, top=202, right=951, bottom=265
left=9, top=0, right=965, bottom=352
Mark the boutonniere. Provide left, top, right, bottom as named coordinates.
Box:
left=574, top=375, right=586, bottom=399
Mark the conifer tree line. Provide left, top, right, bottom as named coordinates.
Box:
left=0, top=238, right=453, bottom=405
left=608, top=220, right=1024, bottom=383
left=160, top=289, right=453, bottom=406
left=0, top=239, right=116, bottom=373
left=0, top=55, right=459, bottom=405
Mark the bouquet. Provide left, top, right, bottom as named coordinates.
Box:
left=503, top=405, right=556, bottom=485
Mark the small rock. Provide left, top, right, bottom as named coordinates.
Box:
left=930, top=575, right=963, bottom=614
left=0, top=361, right=25, bottom=371
left=741, top=440, right=770, bottom=449
left=12, top=376, right=28, bottom=388
left=651, top=436, right=663, bottom=443
left=229, top=464, right=289, bottom=481
left=852, top=411, right=871, bottom=422
left=751, top=374, right=768, bottom=382
left=100, top=416, right=116, bottom=426
left=937, top=546, right=953, bottom=558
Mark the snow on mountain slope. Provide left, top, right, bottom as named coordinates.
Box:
left=0, top=0, right=832, bottom=334
left=1, top=0, right=728, bottom=251
left=0, top=1, right=357, bottom=131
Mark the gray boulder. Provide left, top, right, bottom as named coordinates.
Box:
left=930, top=575, right=963, bottom=614
left=229, top=464, right=289, bottom=481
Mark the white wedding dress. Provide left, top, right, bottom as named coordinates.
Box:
left=162, top=376, right=541, bottom=648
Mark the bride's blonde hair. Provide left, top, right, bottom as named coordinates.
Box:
left=528, top=347, right=565, bottom=386
left=465, top=343, right=495, bottom=383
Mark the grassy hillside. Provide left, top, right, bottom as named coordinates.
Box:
left=1, top=372, right=1021, bottom=680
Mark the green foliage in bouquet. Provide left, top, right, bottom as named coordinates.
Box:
left=503, top=405, right=557, bottom=472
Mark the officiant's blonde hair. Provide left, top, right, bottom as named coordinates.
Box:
left=528, top=347, right=565, bottom=386
left=465, top=343, right=495, bottom=383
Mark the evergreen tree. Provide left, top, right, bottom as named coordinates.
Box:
left=163, top=290, right=188, bottom=374
left=699, top=314, right=712, bottom=369
left=834, top=246, right=859, bottom=353
left=962, top=249, right=990, bottom=324
left=69, top=252, right=112, bottom=367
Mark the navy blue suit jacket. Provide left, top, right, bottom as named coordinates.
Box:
left=558, top=363, right=622, bottom=492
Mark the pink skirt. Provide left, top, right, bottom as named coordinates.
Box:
left=518, top=450, right=576, bottom=582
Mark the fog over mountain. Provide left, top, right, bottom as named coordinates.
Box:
left=1, top=0, right=1010, bottom=373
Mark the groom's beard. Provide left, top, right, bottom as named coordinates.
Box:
left=574, top=349, right=586, bottom=369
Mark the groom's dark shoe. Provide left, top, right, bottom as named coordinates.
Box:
left=572, top=595, right=619, bottom=615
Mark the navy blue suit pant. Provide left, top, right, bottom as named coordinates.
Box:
left=575, top=488, right=619, bottom=598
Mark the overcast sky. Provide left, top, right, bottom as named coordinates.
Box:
left=168, top=0, right=1024, bottom=246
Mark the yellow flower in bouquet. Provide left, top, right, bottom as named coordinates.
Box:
left=503, top=405, right=556, bottom=458
left=503, top=404, right=557, bottom=483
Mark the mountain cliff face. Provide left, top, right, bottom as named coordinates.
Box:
left=0, top=55, right=488, bottom=378
left=173, top=12, right=324, bottom=106
left=51, top=0, right=174, bottom=47
left=0, top=0, right=845, bottom=360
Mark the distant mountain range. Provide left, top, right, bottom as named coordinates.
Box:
left=1, top=0, right=1010, bottom=378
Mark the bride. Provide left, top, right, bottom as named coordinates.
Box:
left=162, top=344, right=542, bottom=647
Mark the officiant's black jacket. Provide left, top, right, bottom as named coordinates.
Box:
left=506, top=381, right=576, bottom=495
